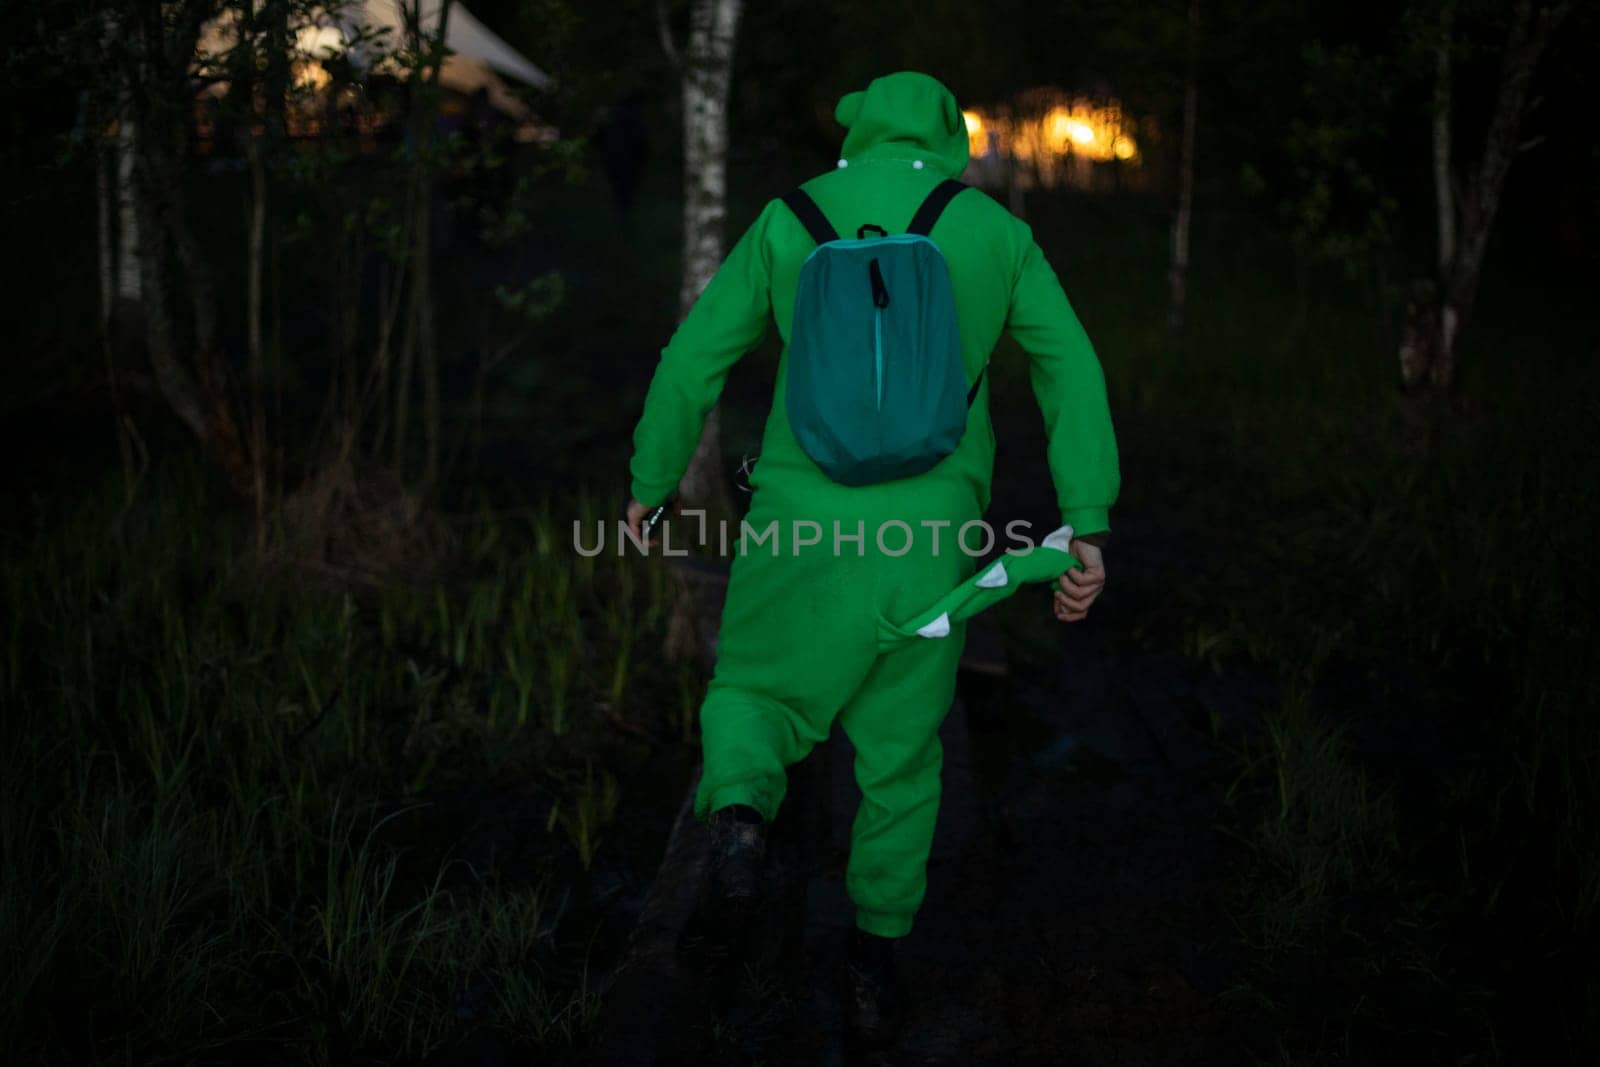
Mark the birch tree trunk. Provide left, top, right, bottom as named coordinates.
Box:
left=673, top=0, right=741, bottom=510
left=416, top=0, right=451, bottom=492
left=114, top=97, right=142, bottom=316
left=1167, top=0, right=1199, bottom=334
left=123, top=5, right=204, bottom=443
left=416, top=183, right=441, bottom=491
left=1406, top=0, right=1571, bottom=396
left=132, top=135, right=207, bottom=444
left=96, top=97, right=141, bottom=502
left=1432, top=2, right=1456, bottom=277
left=97, top=129, right=115, bottom=336
left=95, top=16, right=127, bottom=333
left=247, top=133, right=268, bottom=541
left=125, top=0, right=252, bottom=493
left=1401, top=3, right=1456, bottom=393
left=393, top=0, right=451, bottom=491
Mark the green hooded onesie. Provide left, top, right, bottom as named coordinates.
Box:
left=628, top=71, right=1120, bottom=938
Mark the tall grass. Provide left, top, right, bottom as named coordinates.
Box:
left=0, top=465, right=687, bottom=1063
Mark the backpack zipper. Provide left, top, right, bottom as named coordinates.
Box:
left=874, top=307, right=884, bottom=410
left=868, top=257, right=890, bottom=412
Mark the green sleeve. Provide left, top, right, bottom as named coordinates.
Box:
left=1003, top=231, right=1121, bottom=537
left=629, top=201, right=778, bottom=506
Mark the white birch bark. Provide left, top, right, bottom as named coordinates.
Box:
left=674, top=0, right=741, bottom=508
left=1410, top=0, right=1571, bottom=394
left=115, top=104, right=142, bottom=307
left=97, top=134, right=114, bottom=332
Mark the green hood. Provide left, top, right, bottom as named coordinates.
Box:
left=835, top=71, right=969, bottom=177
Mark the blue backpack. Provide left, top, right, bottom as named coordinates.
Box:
left=781, top=179, right=984, bottom=487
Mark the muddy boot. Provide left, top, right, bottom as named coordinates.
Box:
left=707, top=803, right=767, bottom=913
left=841, top=926, right=904, bottom=1050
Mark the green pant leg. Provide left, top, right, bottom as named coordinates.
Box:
left=695, top=687, right=819, bottom=821
left=693, top=538, right=881, bottom=823
left=835, top=619, right=966, bottom=938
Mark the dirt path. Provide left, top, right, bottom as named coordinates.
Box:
left=592, top=641, right=1248, bottom=1064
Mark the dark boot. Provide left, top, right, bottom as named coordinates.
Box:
left=707, top=803, right=767, bottom=911
left=841, top=926, right=904, bottom=1050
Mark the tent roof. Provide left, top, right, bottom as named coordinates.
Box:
left=196, top=2, right=553, bottom=118
left=345, top=1, right=552, bottom=91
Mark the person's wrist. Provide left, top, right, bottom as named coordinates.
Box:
left=629, top=477, right=675, bottom=510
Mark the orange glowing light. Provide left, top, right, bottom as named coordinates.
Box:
left=962, top=109, right=987, bottom=158
left=964, top=92, right=1140, bottom=184
left=292, top=60, right=332, bottom=92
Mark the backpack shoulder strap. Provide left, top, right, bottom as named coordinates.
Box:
left=905, top=178, right=983, bottom=405
left=781, top=188, right=839, bottom=246
left=966, top=365, right=987, bottom=407
left=906, top=179, right=968, bottom=237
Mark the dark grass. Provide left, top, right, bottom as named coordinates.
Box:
left=1068, top=199, right=1600, bottom=1060
left=0, top=467, right=704, bottom=1063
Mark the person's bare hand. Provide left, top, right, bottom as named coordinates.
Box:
left=625, top=499, right=654, bottom=546
left=626, top=498, right=678, bottom=548
left=1053, top=539, right=1106, bottom=622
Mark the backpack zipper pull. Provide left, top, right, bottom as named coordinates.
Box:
left=869, top=259, right=890, bottom=308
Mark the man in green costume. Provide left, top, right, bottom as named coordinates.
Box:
left=625, top=71, right=1119, bottom=1044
